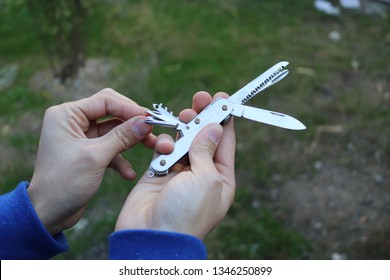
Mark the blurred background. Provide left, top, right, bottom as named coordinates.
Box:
left=0, top=0, right=389, bottom=259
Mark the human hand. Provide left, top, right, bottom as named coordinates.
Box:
left=115, top=91, right=236, bottom=239
left=28, top=89, right=157, bottom=235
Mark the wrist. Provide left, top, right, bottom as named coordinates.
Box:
left=115, top=217, right=205, bottom=240
left=27, top=183, right=62, bottom=235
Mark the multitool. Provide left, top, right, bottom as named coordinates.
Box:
left=145, top=61, right=306, bottom=177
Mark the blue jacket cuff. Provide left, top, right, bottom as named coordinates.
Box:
left=109, top=229, right=207, bottom=260
left=0, top=182, right=69, bottom=259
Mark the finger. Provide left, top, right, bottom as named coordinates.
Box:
left=178, top=91, right=228, bottom=123
left=179, top=91, right=213, bottom=123
left=72, top=88, right=147, bottom=122
left=98, top=116, right=152, bottom=164
left=109, top=154, right=137, bottom=180
left=139, top=135, right=177, bottom=184
left=85, top=117, right=123, bottom=138
left=192, top=91, right=212, bottom=113
left=149, top=133, right=175, bottom=162
left=149, top=130, right=190, bottom=171
left=216, top=118, right=236, bottom=209
left=179, top=109, right=197, bottom=123
left=214, top=117, right=236, bottom=183
left=141, top=133, right=157, bottom=149
left=87, top=117, right=157, bottom=151
left=155, top=133, right=175, bottom=154
left=189, top=123, right=223, bottom=175
left=213, top=91, right=230, bottom=100
left=212, top=91, right=233, bottom=170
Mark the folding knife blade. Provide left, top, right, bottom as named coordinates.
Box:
left=146, top=61, right=305, bottom=177
left=228, top=61, right=289, bottom=105
left=231, top=104, right=306, bottom=130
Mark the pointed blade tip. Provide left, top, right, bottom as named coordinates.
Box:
left=279, top=61, right=289, bottom=67
left=293, top=123, right=307, bottom=130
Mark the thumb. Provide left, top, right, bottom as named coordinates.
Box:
left=189, top=123, right=223, bottom=172
left=98, top=116, right=152, bottom=164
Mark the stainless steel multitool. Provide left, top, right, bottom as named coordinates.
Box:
left=145, top=61, right=306, bottom=177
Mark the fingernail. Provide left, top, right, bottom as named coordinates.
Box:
left=132, top=118, right=151, bottom=137
left=207, top=124, right=222, bottom=144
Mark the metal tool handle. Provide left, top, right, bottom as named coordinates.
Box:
left=148, top=98, right=234, bottom=177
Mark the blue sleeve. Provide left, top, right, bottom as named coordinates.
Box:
left=0, top=182, right=69, bottom=259
left=108, top=229, right=207, bottom=260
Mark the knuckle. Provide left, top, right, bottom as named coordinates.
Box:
left=225, top=185, right=236, bottom=206
left=44, top=105, right=60, bottom=117
left=98, top=87, right=117, bottom=97
left=43, top=105, right=67, bottom=124
left=213, top=178, right=224, bottom=191
left=206, top=172, right=223, bottom=189
left=91, top=88, right=115, bottom=100
left=79, top=145, right=101, bottom=167
left=113, top=127, right=136, bottom=151
left=192, top=143, right=213, bottom=155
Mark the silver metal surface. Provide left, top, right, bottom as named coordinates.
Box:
left=145, top=61, right=306, bottom=177
left=228, top=61, right=289, bottom=105
left=145, top=103, right=186, bottom=131
left=231, top=104, right=306, bottom=130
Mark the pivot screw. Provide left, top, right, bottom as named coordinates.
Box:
left=160, top=160, right=166, bottom=166
left=222, top=105, right=228, bottom=111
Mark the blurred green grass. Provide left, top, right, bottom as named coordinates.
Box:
left=1, top=0, right=389, bottom=259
